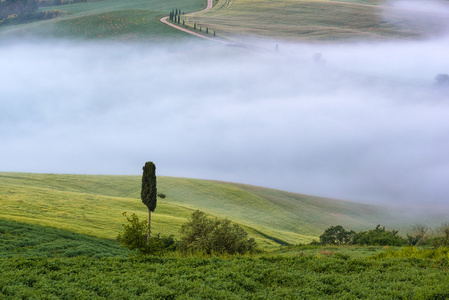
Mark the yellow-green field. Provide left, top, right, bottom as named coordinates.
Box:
left=185, top=0, right=447, bottom=41
left=0, top=172, right=397, bottom=249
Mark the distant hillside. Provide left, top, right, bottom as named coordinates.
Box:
left=1, top=0, right=445, bottom=41
left=0, top=172, right=403, bottom=248
left=0, top=0, right=205, bottom=40
left=184, top=0, right=449, bottom=41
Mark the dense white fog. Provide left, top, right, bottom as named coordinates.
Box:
left=1, top=32, right=448, bottom=206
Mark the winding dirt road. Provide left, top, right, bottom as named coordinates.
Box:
left=160, top=0, right=224, bottom=42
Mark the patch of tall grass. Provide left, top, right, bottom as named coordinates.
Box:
left=1, top=253, right=449, bottom=299
left=374, top=246, right=449, bottom=262
left=0, top=219, right=129, bottom=258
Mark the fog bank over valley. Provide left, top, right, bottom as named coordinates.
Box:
left=1, top=34, right=448, bottom=209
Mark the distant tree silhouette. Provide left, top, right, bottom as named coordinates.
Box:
left=407, top=224, right=429, bottom=246
left=0, top=0, right=38, bottom=20
left=435, top=74, right=449, bottom=87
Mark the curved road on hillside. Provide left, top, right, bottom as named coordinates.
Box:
left=160, top=0, right=225, bottom=42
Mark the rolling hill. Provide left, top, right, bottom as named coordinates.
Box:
left=185, top=0, right=449, bottom=41
left=1, top=172, right=405, bottom=248
left=0, top=0, right=206, bottom=40
left=1, top=0, right=446, bottom=41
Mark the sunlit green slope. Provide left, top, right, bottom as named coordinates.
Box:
left=0, top=0, right=205, bottom=40
left=0, top=172, right=395, bottom=248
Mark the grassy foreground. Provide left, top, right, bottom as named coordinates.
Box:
left=2, top=217, right=449, bottom=299
left=0, top=172, right=395, bottom=247
left=1, top=249, right=449, bottom=299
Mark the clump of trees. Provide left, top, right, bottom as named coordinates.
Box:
left=0, top=0, right=66, bottom=25
left=116, top=213, right=176, bottom=255
left=352, top=225, right=405, bottom=246
left=117, top=210, right=257, bottom=256
left=0, top=0, right=38, bottom=19
left=119, top=161, right=256, bottom=256
left=434, top=222, right=449, bottom=247
left=179, top=210, right=258, bottom=255
left=318, top=222, right=449, bottom=247
left=435, top=74, right=449, bottom=87
left=406, top=224, right=429, bottom=246
left=0, top=0, right=37, bottom=23
left=169, top=8, right=183, bottom=23
left=319, top=225, right=355, bottom=245
left=319, top=224, right=406, bottom=246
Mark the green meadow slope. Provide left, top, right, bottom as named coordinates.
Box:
left=2, top=0, right=446, bottom=41
left=1, top=172, right=396, bottom=248
left=0, top=0, right=205, bottom=40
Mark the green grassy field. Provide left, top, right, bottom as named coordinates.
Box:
left=2, top=0, right=446, bottom=41
left=2, top=216, right=449, bottom=299
left=0, top=172, right=400, bottom=248
left=185, top=0, right=448, bottom=41
left=0, top=0, right=206, bottom=40
left=1, top=247, right=449, bottom=299
left=0, top=218, right=129, bottom=258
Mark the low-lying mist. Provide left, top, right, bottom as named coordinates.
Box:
left=1, top=34, right=448, bottom=208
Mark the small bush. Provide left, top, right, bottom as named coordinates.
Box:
left=179, top=210, right=257, bottom=255
left=116, top=212, right=176, bottom=255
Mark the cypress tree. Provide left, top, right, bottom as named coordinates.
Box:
left=141, top=161, right=157, bottom=241
left=194, top=23, right=196, bottom=30
left=206, top=27, right=208, bottom=34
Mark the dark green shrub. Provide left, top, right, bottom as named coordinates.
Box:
left=117, top=213, right=176, bottom=255
left=352, top=225, right=406, bottom=246
left=319, top=225, right=355, bottom=245
left=179, top=210, right=257, bottom=255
